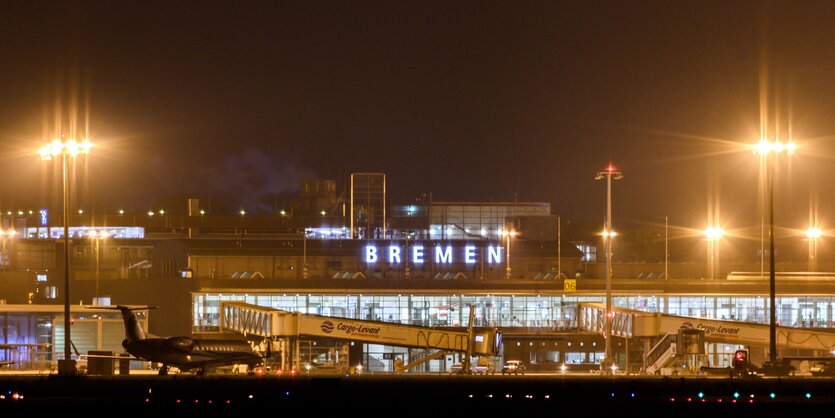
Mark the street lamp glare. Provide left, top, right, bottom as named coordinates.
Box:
left=806, top=227, right=822, bottom=239
left=704, top=227, right=724, bottom=241
left=40, top=138, right=92, bottom=159
left=753, top=139, right=797, bottom=156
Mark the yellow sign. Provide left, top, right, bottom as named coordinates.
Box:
left=564, top=279, right=577, bottom=293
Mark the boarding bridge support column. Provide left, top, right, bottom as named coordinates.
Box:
left=293, top=338, right=300, bottom=372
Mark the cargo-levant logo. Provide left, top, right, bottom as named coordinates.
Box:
left=680, top=321, right=739, bottom=335
left=321, top=321, right=334, bottom=334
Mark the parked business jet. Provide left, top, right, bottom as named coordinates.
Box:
left=101, top=305, right=263, bottom=375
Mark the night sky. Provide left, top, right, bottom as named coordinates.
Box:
left=1, top=1, right=834, bottom=235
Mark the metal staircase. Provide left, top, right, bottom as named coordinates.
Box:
left=394, top=350, right=447, bottom=373
left=645, top=333, right=676, bottom=375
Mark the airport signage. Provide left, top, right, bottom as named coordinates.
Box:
left=298, top=315, right=469, bottom=351
left=659, top=317, right=767, bottom=344
left=363, top=242, right=505, bottom=264
left=564, top=279, right=576, bottom=293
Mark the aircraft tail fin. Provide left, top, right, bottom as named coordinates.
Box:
left=89, top=305, right=158, bottom=343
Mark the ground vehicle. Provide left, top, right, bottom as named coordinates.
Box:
left=809, top=360, right=835, bottom=376
left=449, top=362, right=465, bottom=374
left=473, top=356, right=496, bottom=375
left=450, top=359, right=495, bottom=375
left=501, top=360, right=526, bottom=375
left=473, top=363, right=496, bottom=375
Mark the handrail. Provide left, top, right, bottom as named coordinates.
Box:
left=645, top=333, right=676, bottom=370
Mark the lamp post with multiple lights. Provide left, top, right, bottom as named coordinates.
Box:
left=753, top=138, right=795, bottom=375
left=596, top=163, right=622, bottom=374
left=39, top=138, right=91, bottom=376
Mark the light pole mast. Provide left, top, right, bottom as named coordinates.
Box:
left=503, top=230, right=516, bottom=279
left=40, top=138, right=92, bottom=376
left=596, top=163, right=622, bottom=374
left=767, top=156, right=777, bottom=367
left=61, top=150, right=71, bottom=371
left=664, top=216, right=668, bottom=280
left=753, top=138, right=795, bottom=375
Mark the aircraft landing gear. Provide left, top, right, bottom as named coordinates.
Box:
left=197, top=368, right=207, bottom=376
left=158, top=365, right=169, bottom=376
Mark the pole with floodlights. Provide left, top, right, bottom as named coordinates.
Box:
left=753, top=138, right=795, bottom=375
left=595, top=163, right=622, bottom=374
left=39, top=138, right=92, bottom=376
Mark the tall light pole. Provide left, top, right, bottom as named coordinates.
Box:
left=806, top=227, right=821, bottom=272
left=303, top=230, right=308, bottom=279
left=40, top=138, right=91, bottom=376
left=89, top=230, right=108, bottom=303
left=596, top=163, right=622, bottom=374
left=753, top=138, right=795, bottom=375
left=502, top=230, right=517, bottom=279
left=704, top=227, right=724, bottom=279
left=664, top=216, right=668, bottom=280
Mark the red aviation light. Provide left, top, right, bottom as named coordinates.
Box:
left=606, top=163, right=618, bottom=172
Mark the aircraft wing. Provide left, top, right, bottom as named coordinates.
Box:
left=184, top=352, right=264, bottom=369
left=82, top=354, right=144, bottom=361
left=0, top=361, right=14, bottom=367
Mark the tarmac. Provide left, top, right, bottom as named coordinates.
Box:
left=0, top=373, right=833, bottom=416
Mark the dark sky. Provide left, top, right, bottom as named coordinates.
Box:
left=1, top=1, right=834, bottom=234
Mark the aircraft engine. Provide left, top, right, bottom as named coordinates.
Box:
left=164, top=336, right=195, bottom=353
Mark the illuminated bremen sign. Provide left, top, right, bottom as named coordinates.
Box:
left=364, top=243, right=504, bottom=264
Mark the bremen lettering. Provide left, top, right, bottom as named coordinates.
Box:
left=364, top=242, right=504, bottom=264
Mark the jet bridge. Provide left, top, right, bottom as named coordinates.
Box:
left=218, top=301, right=501, bottom=372
left=577, top=302, right=835, bottom=351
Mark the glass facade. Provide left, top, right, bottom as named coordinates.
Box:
left=428, top=203, right=550, bottom=240
left=194, top=293, right=835, bottom=331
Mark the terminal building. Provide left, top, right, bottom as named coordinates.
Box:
left=1, top=176, right=835, bottom=373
